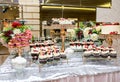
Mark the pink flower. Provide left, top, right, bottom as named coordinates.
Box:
left=24, top=30, right=32, bottom=39
left=8, top=31, right=32, bottom=48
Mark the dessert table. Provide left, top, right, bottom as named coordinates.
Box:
left=0, top=52, right=120, bottom=82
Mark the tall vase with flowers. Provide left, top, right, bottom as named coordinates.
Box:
left=0, top=21, right=32, bottom=71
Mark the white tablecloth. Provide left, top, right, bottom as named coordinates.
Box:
left=0, top=52, right=120, bottom=82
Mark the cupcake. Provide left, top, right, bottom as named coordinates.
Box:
left=47, top=53, right=54, bottom=62
left=93, top=51, right=100, bottom=57
left=76, top=45, right=83, bottom=51
left=70, top=42, right=76, bottom=50
left=31, top=52, right=39, bottom=62
left=60, top=52, right=67, bottom=59
left=108, top=47, right=114, bottom=52
left=30, top=43, right=36, bottom=48
left=100, top=51, right=109, bottom=58
left=83, top=44, right=88, bottom=51
left=84, top=50, right=93, bottom=57
left=39, top=55, right=47, bottom=64
left=109, top=51, right=117, bottom=58
left=53, top=53, right=60, bottom=60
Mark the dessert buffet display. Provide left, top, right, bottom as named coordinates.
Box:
left=30, top=40, right=67, bottom=64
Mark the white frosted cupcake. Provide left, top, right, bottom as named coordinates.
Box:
left=93, top=51, right=100, bottom=57
left=39, top=55, right=47, bottom=59
left=76, top=45, right=83, bottom=51
left=84, top=50, right=93, bottom=57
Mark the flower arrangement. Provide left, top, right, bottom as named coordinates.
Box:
left=0, top=21, right=32, bottom=48
left=83, top=26, right=101, bottom=41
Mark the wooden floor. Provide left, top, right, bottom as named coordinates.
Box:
left=0, top=44, right=9, bottom=65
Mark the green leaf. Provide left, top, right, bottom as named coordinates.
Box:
left=79, top=22, right=84, bottom=28
left=3, top=27, right=12, bottom=31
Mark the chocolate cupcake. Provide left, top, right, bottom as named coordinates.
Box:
left=60, top=52, right=67, bottom=59
left=100, top=51, right=109, bottom=58
left=31, top=52, right=39, bottom=62
left=109, top=51, right=117, bottom=58
left=93, top=51, right=100, bottom=57
left=47, top=53, right=54, bottom=62
left=84, top=50, right=93, bottom=58
left=39, top=55, right=47, bottom=64
left=53, top=53, right=60, bottom=60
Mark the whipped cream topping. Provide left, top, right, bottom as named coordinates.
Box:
left=54, top=53, right=60, bottom=57
left=76, top=45, right=83, bottom=49
left=110, top=51, right=117, bottom=54
left=101, top=51, right=109, bottom=54
left=93, top=51, right=100, bottom=54
left=84, top=50, right=93, bottom=54
left=60, top=52, right=65, bottom=55
left=46, top=54, right=53, bottom=58
left=39, top=55, right=47, bottom=59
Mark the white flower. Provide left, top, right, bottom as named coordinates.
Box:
left=0, top=33, right=3, bottom=37
left=83, top=27, right=92, bottom=37
left=71, top=29, right=76, bottom=37
left=95, top=26, right=101, bottom=32
left=90, top=33, right=98, bottom=41
left=13, top=29, right=21, bottom=34
left=11, top=34, right=15, bottom=38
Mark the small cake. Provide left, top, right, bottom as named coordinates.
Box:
left=88, top=45, right=92, bottom=49
left=100, top=51, right=109, bottom=58
left=70, top=45, right=76, bottom=50
left=109, top=51, right=117, bottom=58
left=47, top=53, right=54, bottom=62
left=82, top=45, right=88, bottom=51
left=39, top=55, right=47, bottom=59
left=39, top=55, right=47, bottom=64
left=76, top=45, right=83, bottom=51
left=84, top=50, right=93, bottom=57
left=31, top=52, right=39, bottom=61
left=60, top=52, right=67, bottom=59
left=54, top=53, right=60, bottom=60
left=31, top=47, right=39, bottom=53
left=70, top=42, right=76, bottom=50
left=93, top=51, right=100, bottom=57
left=30, top=43, right=36, bottom=48
left=108, top=47, right=114, bottom=52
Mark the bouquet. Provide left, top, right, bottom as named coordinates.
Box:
left=0, top=21, right=32, bottom=49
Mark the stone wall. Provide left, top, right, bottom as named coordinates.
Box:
left=19, top=0, right=40, bottom=39
left=97, top=0, right=120, bottom=22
